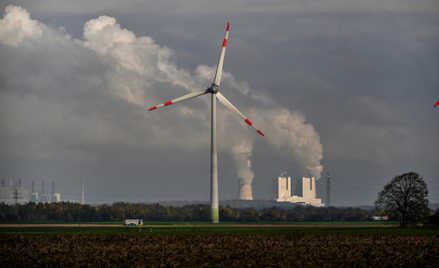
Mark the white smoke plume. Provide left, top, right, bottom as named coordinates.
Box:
left=255, top=108, right=324, bottom=180
left=0, top=6, right=324, bottom=199
left=228, top=140, right=254, bottom=184
left=222, top=138, right=254, bottom=199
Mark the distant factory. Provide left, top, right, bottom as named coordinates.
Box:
left=0, top=177, right=61, bottom=205
left=30, top=181, right=61, bottom=203
left=271, top=176, right=324, bottom=207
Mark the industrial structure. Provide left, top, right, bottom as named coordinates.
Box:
left=0, top=177, right=30, bottom=205
left=325, top=172, right=332, bottom=207
left=238, top=183, right=253, bottom=200
left=271, top=176, right=324, bottom=207
left=0, top=177, right=61, bottom=204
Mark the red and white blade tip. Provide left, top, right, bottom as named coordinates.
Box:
left=226, top=22, right=229, bottom=31
left=434, top=100, right=439, bottom=107
left=245, top=119, right=265, bottom=136
left=222, top=23, right=229, bottom=48
left=148, top=100, right=173, bottom=111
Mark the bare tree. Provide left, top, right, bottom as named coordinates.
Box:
left=375, top=172, right=429, bottom=227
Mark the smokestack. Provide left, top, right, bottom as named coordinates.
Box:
left=42, top=181, right=44, bottom=195
left=18, top=179, right=21, bottom=187
left=9, top=175, right=12, bottom=186
left=2, top=179, right=4, bottom=187
left=81, top=174, right=84, bottom=204
left=312, top=177, right=316, bottom=199
left=238, top=184, right=253, bottom=200
left=32, top=181, right=34, bottom=192
left=52, top=181, right=55, bottom=194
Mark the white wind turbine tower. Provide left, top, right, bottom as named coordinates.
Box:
left=148, top=23, right=264, bottom=223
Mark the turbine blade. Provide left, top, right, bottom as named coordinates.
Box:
left=216, top=92, right=265, bottom=136
left=148, top=88, right=209, bottom=111
left=213, top=22, right=229, bottom=86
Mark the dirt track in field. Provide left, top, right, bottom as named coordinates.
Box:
left=0, top=223, right=398, bottom=228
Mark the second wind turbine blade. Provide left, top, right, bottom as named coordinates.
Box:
left=213, top=22, right=229, bottom=86
left=148, top=88, right=209, bottom=111
left=216, top=92, right=265, bottom=136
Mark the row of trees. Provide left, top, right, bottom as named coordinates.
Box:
left=0, top=201, right=392, bottom=223
left=1, top=172, right=434, bottom=226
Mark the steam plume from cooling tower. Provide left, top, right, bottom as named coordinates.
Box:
left=250, top=108, right=323, bottom=180
left=78, top=14, right=324, bottom=184
left=226, top=139, right=254, bottom=200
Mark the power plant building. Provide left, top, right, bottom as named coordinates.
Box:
left=0, top=178, right=61, bottom=204
left=271, top=176, right=324, bottom=207
left=0, top=178, right=30, bottom=205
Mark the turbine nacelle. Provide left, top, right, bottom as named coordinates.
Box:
left=208, top=84, right=219, bottom=94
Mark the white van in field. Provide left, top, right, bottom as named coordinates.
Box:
left=371, top=216, right=388, bottom=221
left=123, top=219, right=143, bottom=226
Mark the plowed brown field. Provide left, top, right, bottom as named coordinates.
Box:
left=1, top=235, right=438, bottom=267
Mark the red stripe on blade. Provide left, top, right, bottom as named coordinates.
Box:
left=222, top=39, right=227, bottom=47
left=164, top=101, right=173, bottom=106
left=435, top=100, right=439, bottom=107
left=257, top=130, right=265, bottom=136
left=148, top=107, right=157, bottom=111
left=245, top=119, right=253, bottom=126
left=226, top=22, right=229, bottom=31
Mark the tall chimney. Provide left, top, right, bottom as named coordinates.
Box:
left=81, top=174, right=84, bottom=204
left=2, top=179, right=4, bottom=187
left=52, top=181, right=55, bottom=194
left=9, top=175, right=12, bottom=186
left=42, top=181, right=44, bottom=195
left=32, top=181, right=34, bottom=193
left=18, top=179, right=21, bottom=187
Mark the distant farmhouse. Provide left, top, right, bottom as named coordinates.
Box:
left=271, top=176, right=324, bottom=207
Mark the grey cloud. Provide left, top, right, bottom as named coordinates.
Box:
left=0, top=6, right=325, bottom=203
left=1, top=2, right=438, bottom=206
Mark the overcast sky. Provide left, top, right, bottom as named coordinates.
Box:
left=0, top=0, right=438, bottom=206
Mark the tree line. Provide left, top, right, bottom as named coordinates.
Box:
left=1, top=173, right=437, bottom=226
left=0, top=201, right=404, bottom=223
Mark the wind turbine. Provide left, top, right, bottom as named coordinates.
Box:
left=148, top=23, right=264, bottom=223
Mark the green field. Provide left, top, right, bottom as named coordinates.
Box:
left=1, top=223, right=438, bottom=236
left=0, top=221, right=399, bottom=227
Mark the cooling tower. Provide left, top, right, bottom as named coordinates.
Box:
left=238, top=184, right=253, bottom=200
